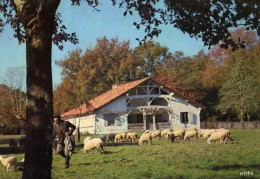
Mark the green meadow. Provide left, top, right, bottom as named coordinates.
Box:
left=1, top=129, right=260, bottom=179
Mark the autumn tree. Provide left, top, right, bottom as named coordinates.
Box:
left=55, top=37, right=146, bottom=115
left=1, top=0, right=259, bottom=178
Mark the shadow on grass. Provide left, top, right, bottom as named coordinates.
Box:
left=0, top=147, right=25, bottom=154
left=211, top=164, right=260, bottom=171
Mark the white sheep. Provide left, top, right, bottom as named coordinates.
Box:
left=161, top=129, right=171, bottom=138
left=167, top=132, right=175, bottom=143
left=172, top=130, right=185, bottom=140
left=151, top=130, right=161, bottom=139
left=83, top=138, right=104, bottom=153
left=203, top=129, right=216, bottom=139
left=83, top=136, right=92, bottom=146
left=138, top=133, right=152, bottom=145
left=207, top=130, right=230, bottom=144
left=185, top=127, right=197, bottom=132
left=126, top=132, right=138, bottom=143
left=114, top=133, right=122, bottom=143
left=184, top=130, right=198, bottom=141
left=0, top=155, right=17, bottom=173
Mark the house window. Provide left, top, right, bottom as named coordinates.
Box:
left=180, top=112, right=188, bottom=123
left=104, top=114, right=118, bottom=126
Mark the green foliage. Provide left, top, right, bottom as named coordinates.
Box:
left=1, top=129, right=260, bottom=178
left=218, top=44, right=260, bottom=121
left=133, top=41, right=170, bottom=76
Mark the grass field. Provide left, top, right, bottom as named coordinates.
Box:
left=1, top=129, right=260, bottom=179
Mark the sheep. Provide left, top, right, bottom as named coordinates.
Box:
left=138, top=133, right=152, bottom=145
left=185, top=127, right=197, bottom=132
left=143, top=130, right=151, bottom=134
left=151, top=130, right=161, bottom=139
left=107, top=133, right=116, bottom=142
left=126, top=132, right=138, bottom=143
left=0, top=155, right=17, bottom=173
left=83, top=138, right=104, bottom=153
left=161, top=129, right=171, bottom=138
left=184, top=130, right=198, bottom=141
left=203, top=129, right=216, bottom=139
left=197, top=129, right=206, bottom=139
left=167, top=132, right=175, bottom=143
left=114, top=133, right=123, bottom=143
left=172, top=130, right=185, bottom=141
left=83, top=136, right=92, bottom=146
left=148, top=130, right=156, bottom=135
left=96, top=135, right=107, bottom=145
left=120, top=132, right=127, bottom=141
left=207, top=129, right=230, bottom=144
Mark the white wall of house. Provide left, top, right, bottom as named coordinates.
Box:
left=65, top=81, right=202, bottom=134
left=66, top=114, right=95, bottom=134
left=170, top=95, right=201, bottom=129
left=94, top=96, right=129, bottom=134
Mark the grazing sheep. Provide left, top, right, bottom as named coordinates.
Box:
left=126, top=132, right=138, bottom=143
left=207, top=130, right=230, bottom=144
left=83, top=138, right=104, bottom=153
left=107, top=133, right=116, bottom=142
left=151, top=130, right=161, bottom=139
left=161, top=129, right=171, bottom=138
left=97, top=135, right=107, bottom=145
left=172, top=130, right=185, bottom=140
left=114, top=133, right=123, bottom=143
left=120, top=132, right=127, bottom=141
left=203, top=129, right=216, bottom=139
left=0, top=155, right=17, bottom=173
left=148, top=130, right=156, bottom=135
left=143, top=130, right=151, bottom=134
left=138, top=133, right=152, bottom=145
left=167, top=132, right=175, bottom=143
left=83, top=136, right=92, bottom=146
left=197, top=129, right=206, bottom=139
left=184, top=130, right=198, bottom=141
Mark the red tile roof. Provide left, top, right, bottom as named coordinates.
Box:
left=61, top=76, right=204, bottom=118
left=61, top=77, right=150, bottom=118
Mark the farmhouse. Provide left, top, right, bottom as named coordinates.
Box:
left=61, top=77, right=204, bottom=134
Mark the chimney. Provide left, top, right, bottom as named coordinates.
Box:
left=112, top=84, right=117, bottom=89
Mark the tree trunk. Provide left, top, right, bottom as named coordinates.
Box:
left=22, top=29, right=54, bottom=178
left=17, top=1, right=61, bottom=178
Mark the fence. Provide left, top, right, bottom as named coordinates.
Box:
left=201, top=121, right=260, bottom=129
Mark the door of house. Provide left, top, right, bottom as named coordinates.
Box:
left=146, top=115, right=153, bottom=130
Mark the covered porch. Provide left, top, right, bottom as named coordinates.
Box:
left=127, top=106, right=172, bottom=131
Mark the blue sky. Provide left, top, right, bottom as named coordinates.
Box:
left=0, top=1, right=206, bottom=87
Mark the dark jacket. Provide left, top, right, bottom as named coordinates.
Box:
left=53, top=120, right=76, bottom=144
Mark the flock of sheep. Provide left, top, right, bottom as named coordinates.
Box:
left=0, top=127, right=231, bottom=172
left=82, top=127, right=231, bottom=154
